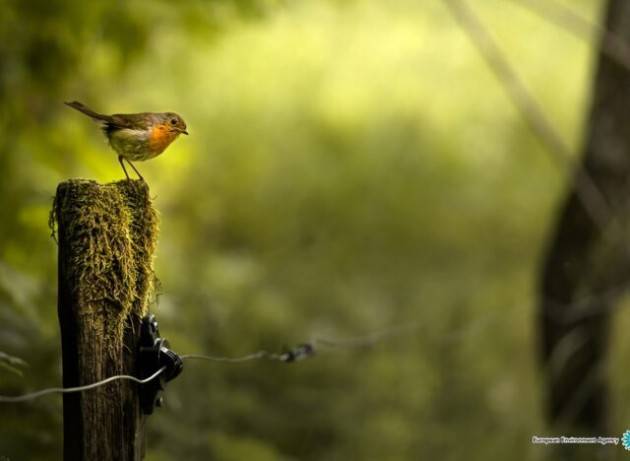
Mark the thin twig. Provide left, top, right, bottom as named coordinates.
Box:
left=512, top=0, right=630, bottom=73
left=443, top=0, right=611, bottom=229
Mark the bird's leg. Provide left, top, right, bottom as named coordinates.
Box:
left=118, top=155, right=130, bottom=181
left=126, top=159, right=145, bottom=181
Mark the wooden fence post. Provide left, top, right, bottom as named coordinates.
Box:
left=54, top=179, right=158, bottom=461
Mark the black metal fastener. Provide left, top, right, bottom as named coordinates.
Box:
left=138, top=314, right=183, bottom=415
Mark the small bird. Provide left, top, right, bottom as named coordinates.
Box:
left=65, top=101, right=188, bottom=180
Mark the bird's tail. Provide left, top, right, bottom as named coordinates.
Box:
left=64, top=101, right=112, bottom=122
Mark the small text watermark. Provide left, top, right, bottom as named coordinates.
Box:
left=532, top=436, right=619, bottom=446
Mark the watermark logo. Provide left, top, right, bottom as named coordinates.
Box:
left=622, top=430, right=630, bottom=451
left=531, top=435, right=619, bottom=446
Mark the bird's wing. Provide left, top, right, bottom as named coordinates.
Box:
left=109, top=113, right=152, bottom=129
left=103, top=113, right=152, bottom=136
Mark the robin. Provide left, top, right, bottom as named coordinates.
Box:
left=65, top=101, right=188, bottom=180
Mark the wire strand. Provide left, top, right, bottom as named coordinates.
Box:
left=312, top=322, right=422, bottom=349
left=0, top=366, right=166, bottom=403
left=0, top=318, right=489, bottom=403
left=181, top=351, right=279, bottom=363
left=4, top=290, right=627, bottom=403
left=181, top=343, right=315, bottom=363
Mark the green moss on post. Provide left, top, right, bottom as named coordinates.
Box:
left=53, top=179, right=158, bottom=461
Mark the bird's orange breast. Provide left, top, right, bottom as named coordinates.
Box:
left=148, top=124, right=177, bottom=155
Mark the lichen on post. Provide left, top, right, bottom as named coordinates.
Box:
left=52, top=179, right=158, bottom=461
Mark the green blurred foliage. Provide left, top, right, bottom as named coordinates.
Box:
left=1, top=0, right=629, bottom=460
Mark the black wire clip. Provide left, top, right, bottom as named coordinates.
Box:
left=280, top=343, right=315, bottom=363
left=138, top=314, right=183, bottom=415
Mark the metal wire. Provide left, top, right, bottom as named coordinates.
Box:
left=0, top=366, right=166, bottom=403
left=312, top=322, right=422, bottom=349
left=181, top=343, right=315, bottom=364
left=2, top=291, right=626, bottom=403
left=181, top=351, right=279, bottom=363
left=0, top=318, right=484, bottom=403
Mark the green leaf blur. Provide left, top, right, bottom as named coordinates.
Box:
left=2, top=0, right=629, bottom=460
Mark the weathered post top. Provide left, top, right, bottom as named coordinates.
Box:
left=53, top=179, right=158, bottom=461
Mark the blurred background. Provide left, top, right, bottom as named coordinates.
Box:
left=1, top=0, right=629, bottom=459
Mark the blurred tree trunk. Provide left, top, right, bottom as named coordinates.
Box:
left=539, top=0, right=630, bottom=439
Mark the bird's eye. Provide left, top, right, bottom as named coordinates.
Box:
left=170, top=118, right=177, bottom=125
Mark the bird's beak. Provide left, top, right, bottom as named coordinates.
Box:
left=181, top=129, right=189, bottom=135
